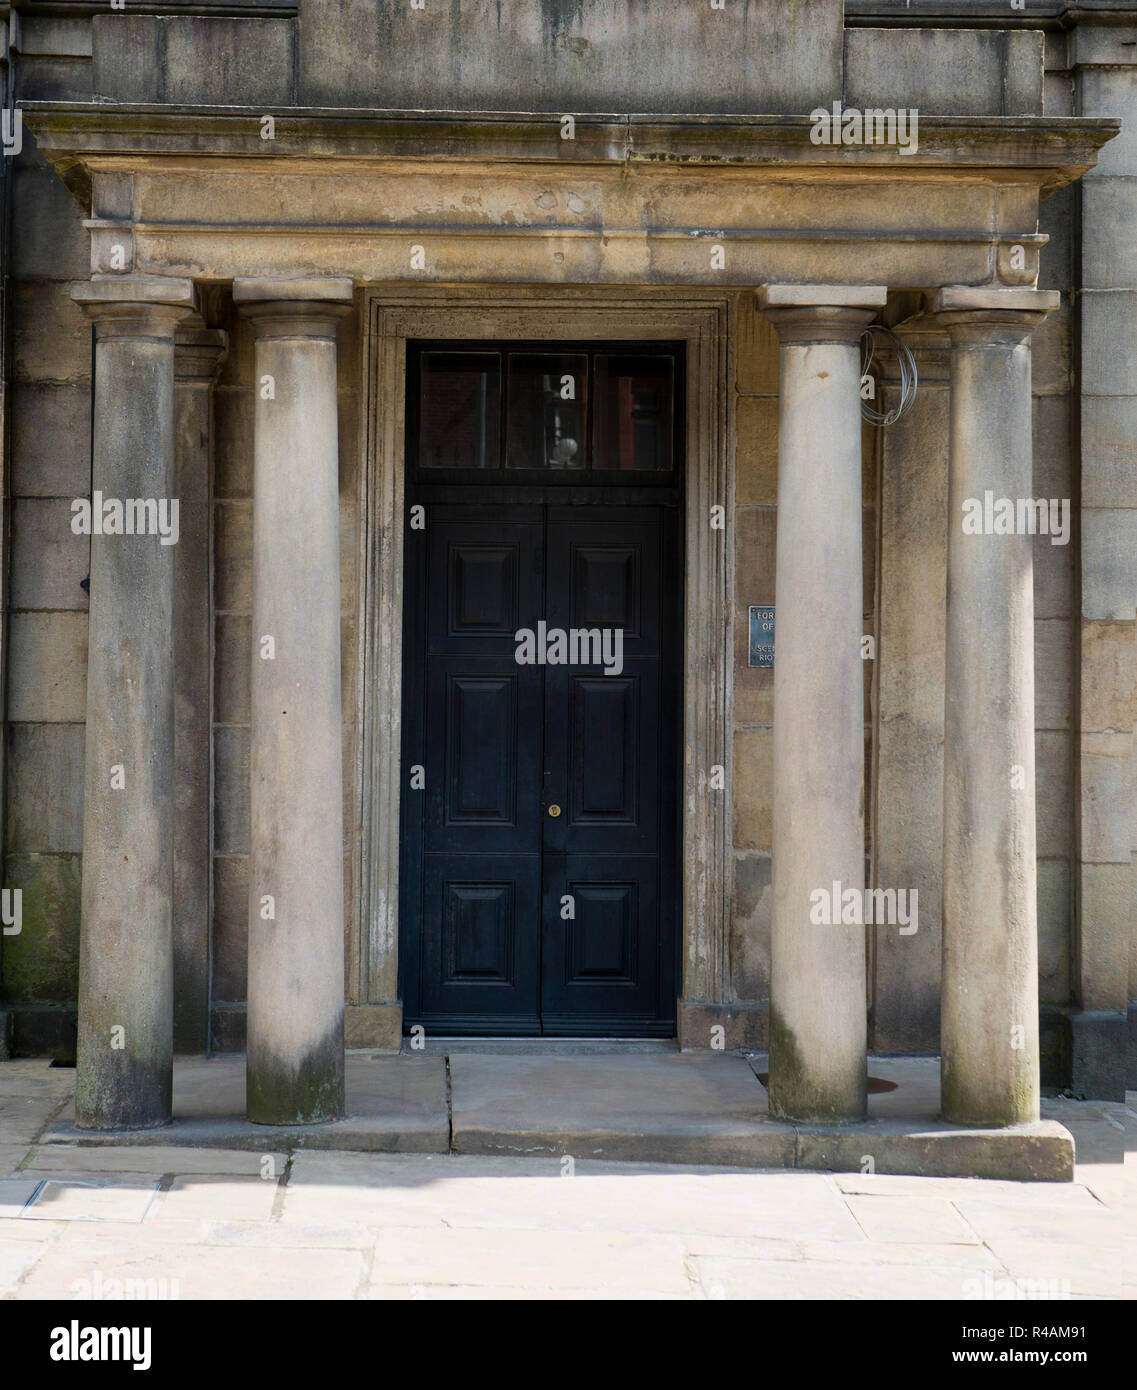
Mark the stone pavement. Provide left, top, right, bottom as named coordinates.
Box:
left=0, top=1055, right=1131, bottom=1299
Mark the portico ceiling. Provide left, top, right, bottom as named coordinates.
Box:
left=23, top=103, right=1119, bottom=288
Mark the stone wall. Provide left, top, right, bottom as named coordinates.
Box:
left=1, top=13, right=92, bottom=1056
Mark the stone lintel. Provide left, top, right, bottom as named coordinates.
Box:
left=232, top=277, right=354, bottom=304
left=758, top=283, right=888, bottom=310
left=934, top=286, right=1061, bottom=315
left=71, top=273, right=197, bottom=309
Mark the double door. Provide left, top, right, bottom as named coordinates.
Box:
left=399, top=500, right=680, bottom=1034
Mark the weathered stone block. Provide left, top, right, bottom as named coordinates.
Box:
left=1007, top=30, right=1046, bottom=116
left=344, top=1003, right=402, bottom=1050
left=10, top=383, right=91, bottom=499
left=1081, top=291, right=1137, bottom=395
left=729, top=851, right=771, bottom=1002
left=1035, top=730, right=1074, bottom=859
left=5, top=723, right=85, bottom=855
left=15, top=56, right=92, bottom=102
left=300, top=0, right=842, bottom=115
left=91, top=16, right=162, bottom=103
left=732, top=727, right=772, bottom=852
left=846, top=27, right=1041, bottom=116
left=12, top=163, right=90, bottom=282
left=1078, top=68, right=1137, bottom=178
left=12, top=282, right=91, bottom=385
left=213, top=388, right=253, bottom=499
left=736, top=296, right=779, bottom=396
left=10, top=498, right=89, bottom=612
left=164, top=18, right=294, bottom=106
left=1081, top=395, right=1137, bottom=508
left=1030, top=298, right=1071, bottom=396
left=1069, top=1010, right=1128, bottom=1100
left=214, top=501, right=252, bottom=613
left=1077, top=862, right=1131, bottom=1012
left=0, top=853, right=81, bottom=1004
left=212, top=853, right=248, bottom=1003
left=1081, top=507, right=1137, bottom=621
left=213, top=724, right=250, bottom=855
left=214, top=613, right=251, bottom=725
left=1034, top=619, right=1073, bottom=732
left=1032, top=394, right=1072, bottom=500
left=1078, top=732, right=1134, bottom=864
left=1080, top=620, right=1137, bottom=732
left=1033, top=524, right=1075, bottom=622
left=1081, top=177, right=1137, bottom=290
left=1038, top=183, right=1074, bottom=293
left=733, top=505, right=776, bottom=610
left=1037, top=858, right=1071, bottom=1005
left=19, top=16, right=93, bottom=58
left=6, top=612, right=88, bottom=723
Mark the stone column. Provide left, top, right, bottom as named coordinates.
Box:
left=71, top=274, right=196, bottom=1129
left=935, top=286, right=1058, bottom=1126
left=173, top=320, right=228, bottom=1054
left=758, top=285, right=886, bottom=1121
left=234, top=277, right=352, bottom=1125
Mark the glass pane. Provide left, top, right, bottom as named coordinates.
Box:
left=418, top=352, right=500, bottom=469
left=506, top=353, right=588, bottom=470
left=593, top=355, right=674, bottom=471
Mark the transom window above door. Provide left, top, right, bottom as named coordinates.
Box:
left=410, top=342, right=680, bottom=475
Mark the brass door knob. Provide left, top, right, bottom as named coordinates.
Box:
left=548, top=804, right=562, bottom=818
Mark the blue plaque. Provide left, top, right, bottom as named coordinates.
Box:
left=748, top=606, right=774, bottom=667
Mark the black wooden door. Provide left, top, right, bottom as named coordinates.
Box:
left=399, top=343, right=681, bottom=1036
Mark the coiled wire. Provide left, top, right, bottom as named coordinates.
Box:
left=860, top=326, right=917, bottom=426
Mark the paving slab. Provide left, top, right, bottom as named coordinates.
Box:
left=844, top=1194, right=979, bottom=1244
left=16, top=1232, right=366, bottom=1300
left=0, top=1146, right=34, bottom=1176
left=691, top=1254, right=1002, bottom=1301
left=40, top=1054, right=449, bottom=1154
left=0, top=1093, right=68, bottom=1144
left=284, top=1151, right=863, bottom=1241
left=368, top=1225, right=691, bottom=1295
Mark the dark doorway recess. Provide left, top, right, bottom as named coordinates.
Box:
left=399, top=341, right=684, bottom=1036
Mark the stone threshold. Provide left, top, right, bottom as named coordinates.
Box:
left=36, top=1053, right=1074, bottom=1183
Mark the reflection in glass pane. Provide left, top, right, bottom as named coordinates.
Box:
left=419, top=352, right=500, bottom=468
left=594, top=355, right=674, bottom=471
left=506, top=354, right=588, bottom=469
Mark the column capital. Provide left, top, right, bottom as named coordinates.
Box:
left=174, top=316, right=229, bottom=384
left=932, top=286, right=1060, bottom=345
left=71, top=274, right=197, bottom=339
left=234, top=277, right=354, bottom=340
left=757, top=284, right=888, bottom=345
